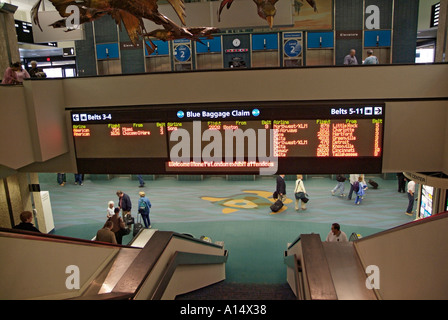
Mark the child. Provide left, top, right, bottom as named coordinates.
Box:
left=355, top=176, right=368, bottom=205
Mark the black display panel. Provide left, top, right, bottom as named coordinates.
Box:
left=70, top=102, right=384, bottom=174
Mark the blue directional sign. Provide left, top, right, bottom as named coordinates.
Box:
left=177, top=110, right=185, bottom=119
left=252, top=109, right=260, bottom=117
left=284, top=39, right=302, bottom=57
left=174, top=44, right=191, bottom=62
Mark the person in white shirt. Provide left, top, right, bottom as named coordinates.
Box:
left=294, top=174, right=307, bottom=211
left=406, top=179, right=416, bottom=216
left=107, top=201, right=115, bottom=218
left=326, top=223, right=348, bottom=242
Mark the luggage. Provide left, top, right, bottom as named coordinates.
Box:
left=368, top=179, right=379, bottom=189
left=270, top=199, right=284, bottom=213
left=133, top=213, right=144, bottom=236
left=295, top=191, right=310, bottom=203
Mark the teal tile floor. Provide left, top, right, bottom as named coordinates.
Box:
left=39, top=174, right=414, bottom=284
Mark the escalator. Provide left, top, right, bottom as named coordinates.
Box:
left=285, top=212, right=448, bottom=300
left=0, top=227, right=228, bottom=300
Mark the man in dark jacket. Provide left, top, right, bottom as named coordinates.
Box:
left=276, top=174, right=287, bottom=202
left=13, top=211, right=41, bottom=233
left=116, top=190, right=132, bottom=220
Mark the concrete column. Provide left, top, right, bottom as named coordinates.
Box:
left=0, top=10, right=20, bottom=80
left=435, top=0, right=448, bottom=62
left=0, top=173, right=46, bottom=232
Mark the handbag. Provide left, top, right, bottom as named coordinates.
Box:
left=302, top=193, right=310, bottom=203
left=295, top=191, right=310, bottom=203
left=119, top=217, right=131, bottom=235
left=124, top=214, right=134, bottom=225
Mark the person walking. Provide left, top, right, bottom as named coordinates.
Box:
left=347, top=174, right=359, bottom=200
left=276, top=174, right=287, bottom=203
left=138, top=191, right=152, bottom=228
left=354, top=176, right=368, bottom=205
left=294, top=174, right=307, bottom=211
left=331, top=174, right=346, bottom=197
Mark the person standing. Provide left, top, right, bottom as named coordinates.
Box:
left=2, top=63, right=20, bottom=84
left=116, top=190, right=132, bottom=220
left=29, top=61, right=46, bottom=78
left=74, top=173, right=83, bottom=185
left=344, top=49, right=358, bottom=65
left=326, top=223, right=348, bottom=242
left=14, top=63, right=30, bottom=83
left=331, top=174, right=346, bottom=197
left=294, top=175, right=307, bottom=211
left=57, top=173, right=66, bottom=186
left=110, top=207, right=126, bottom=244
left=138, top=191, right=152, bottom=228
left=276, top=174, right=287, bottom=203
left=406, top=179, right=416, bottom=216
left=95, top=220, right=117, bottom=244
left=397, top=173, right=406, bottom=193
left=363, top=49, right=379, bottom=64
left=107, top=201, right=115, bottom=218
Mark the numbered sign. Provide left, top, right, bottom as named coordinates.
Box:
left=284, top=39, right=302, bottom=57
left=174, top=44, right=191, bottom=62
left=282, top=32, right=303, bottom=67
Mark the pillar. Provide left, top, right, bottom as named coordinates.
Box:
left=0, top=173, right=47, bottom=232
left=435, top=0, right=448, bottom=62
left=0, top=8, right=20, bottom=80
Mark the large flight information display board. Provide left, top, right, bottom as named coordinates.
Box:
left=70, top=102, right=384, bottom=174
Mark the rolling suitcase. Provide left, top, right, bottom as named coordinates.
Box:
left=270, top=199, right=284, bottom=213
left=368, top=179, right=379, bottom=189
left=133, top=213, right=144, bottom=236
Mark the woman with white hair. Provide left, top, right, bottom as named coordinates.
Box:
left=29, top=61, right=46, bottom=78
left=106, top=201, right=115, bottom=218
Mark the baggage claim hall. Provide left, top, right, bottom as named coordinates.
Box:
left=1, top=0, right=448, bottom=302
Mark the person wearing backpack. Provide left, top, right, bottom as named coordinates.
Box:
left=138, top=191, right=152, bottom=228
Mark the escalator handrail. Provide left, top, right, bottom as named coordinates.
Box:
left=0, top=227, right=134, bottom=249
left=151, top=250, right=229, bottom=300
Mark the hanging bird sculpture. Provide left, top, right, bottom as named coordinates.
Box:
left=218, top=0, right=318, bottom=28
left=31, top=0, right=219, bottom=55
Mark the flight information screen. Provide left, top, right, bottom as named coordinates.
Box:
left=70, top=102, right=384, bottom=174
